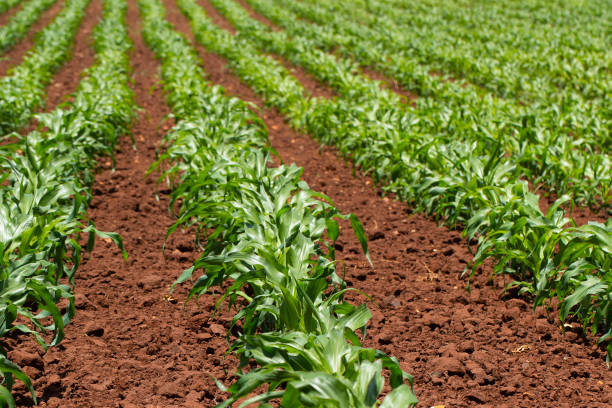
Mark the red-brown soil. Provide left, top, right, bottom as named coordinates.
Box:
left=269, top=51, right=338, bottom=99
left=0, top=0, right=65, bottom=76
left=360, top=65, right=419, bottom=104
left=6, top=0, right=612, bottom=407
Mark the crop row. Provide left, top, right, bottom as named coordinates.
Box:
left=0, top=0, right=21, bottom=14
left=178, top=0, right=612, bottom=358
left=316, top=0, right=610, bottom=102
left=0, top=0, right=134, bottom=403
left=0, top=0, right=57, bottom=53
left=0, top=0, right=89, bottom=136
left=139, top=0, right=419, bottom=405
left=245, top=0, right=611, bottom=209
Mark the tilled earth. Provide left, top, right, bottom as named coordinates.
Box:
left=4, top=0, right=611, bottom=406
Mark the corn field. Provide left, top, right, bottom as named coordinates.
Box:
left=0, top=0, right=610, bottom=406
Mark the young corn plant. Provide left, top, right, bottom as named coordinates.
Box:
left=320, top=0, right=610, bottom=102
left=220, top=329, right=417, bottom=408
left=467, top=193, right=612, bottom=359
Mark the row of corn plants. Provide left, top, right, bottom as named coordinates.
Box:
left=0, top=0, right=134, bottom=403
left=0, top=0, right=57, bottom=53
left=214, top=0, right=610, bottom=209
left=178, top=0, right=612, bottom=359
left=0, top=0, right=89, bottom=136
left=315, top=0, right=610, bottom=103
left=0, top=0, right=22, bottom=14
left=139, top=0, right=418, bottom=405
left=244, top=0, right=611, bottom=209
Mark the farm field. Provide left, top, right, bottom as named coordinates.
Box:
left=0, top=0, right=610, bottom=406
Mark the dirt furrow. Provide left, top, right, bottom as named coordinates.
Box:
left=360, top=65, right=419, bottom=104
left=165, top=0, right=612, bottom=406
left=0, top=0, right=64, bottom=76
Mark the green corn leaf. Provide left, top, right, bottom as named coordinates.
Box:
left=348, top=213, right=371, bottom=266
left=0, top=384, right=15, bottom=408
left=379, top=384, right=419, bottom=408
left=0, top=355, right=35, bottom=404
left=561, top=276, right=607, bottom=321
